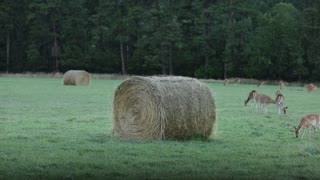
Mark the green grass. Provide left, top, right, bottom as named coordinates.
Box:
left=1, top=77, right=320, bottom=179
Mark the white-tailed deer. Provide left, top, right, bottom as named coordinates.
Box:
left=244, top=90, right=257, bottom=107
left=234, top=78, right=241, bottom=85
left=279, top=80, right=285, bottom=90
left=255, top=93, right=275, bottom=112
left=275, top=93, right=288, bottom=114
left=305, top=83, right=317, bottom=93
left=257, top=81, right=265, bottom=87
left=293, top=114, right=320, bottom=140
left=50, top=70, right=59, bottom=78
left=224, top=79, right=229, bottom=86
left=255, top=93, right=287, bottom=114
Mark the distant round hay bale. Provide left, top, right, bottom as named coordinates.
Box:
left=113, top=76, right=216, bottom=140
left=63, top=70, right=90, bottom=86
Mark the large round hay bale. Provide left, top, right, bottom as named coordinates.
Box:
left=63, top=70, right=90, bottom=86
left=113, top=76, right=216, bottom=140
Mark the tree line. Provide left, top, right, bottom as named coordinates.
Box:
left=0, top=0, right=320, bottom=81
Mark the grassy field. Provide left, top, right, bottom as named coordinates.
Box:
left=1, top=76, right=320, bottom=179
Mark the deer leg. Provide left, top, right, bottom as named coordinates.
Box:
left=255, top=103, right=259, bottom=110
left=252, top=99, right=256, bottom=108
left=301, top=128, right=306, bottom=139
left=280, top=103, right=285, bottom=114
left=308, top=128, right=312, bottom=141
left=263, top=105, right=267, bottom=113
left=259, top=103, right=263, bottom=110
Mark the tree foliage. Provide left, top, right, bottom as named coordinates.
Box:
left=0, top=0, right=319, bottom=81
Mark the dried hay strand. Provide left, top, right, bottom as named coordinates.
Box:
left=63, top=70, right=90, bottom=86
left=113, top=76, right=216, bottom=140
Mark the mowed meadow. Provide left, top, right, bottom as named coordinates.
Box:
left=1, top=76, right=320, bottom=179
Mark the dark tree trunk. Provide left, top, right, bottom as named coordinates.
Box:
left=224, top=63, right=227, bottom=80
left=53, top=21, right=59, bottom=72
left=120, top=40, right=126, bottom=75
left=126, top=44, right=129, bottom=65
left=205, top=55, right=209, bottom=68
left=224, top=0, right=234, bottom=80
left=6, top=31, right=10, bottom=74
left=204, top=16, right=209, bottom=69
left=161, top=44, right=166, bottom=75
left=169, top=41, right=173, bottom=75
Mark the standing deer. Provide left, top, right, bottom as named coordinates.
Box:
left=255, top=93, right=287, bottom=114
left=244, top=90, right=257, bottom=107
left=275, top=93, right=287, bottom=114
left=305, top=83, right=317, bottom=93
left=224, top=79, right=229, bottom=86
left=257, top=81, right=265, bottom=87
left=293, top=114, right=320, bottom=140
left=255, top=93, right=275, bottom=112
left=279, top=80, right=285, bottom=90
left=234, top=78, right=241, bottom=85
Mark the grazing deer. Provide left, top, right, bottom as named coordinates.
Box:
left=279, top=80, right=285, bottom=90
left=257, top=81, right=265, bottom=87
left=305, top=83, right=317, bottom=93
left=255, top=93, right=287, bottom=114
left=224, top=79, right=229, bottom=86
left=293, top=114, right=320, bottom=140
left=244, top=90, right=257, bottom=107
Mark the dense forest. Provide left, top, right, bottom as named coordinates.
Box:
left=0, top=0, right=320, bottom=81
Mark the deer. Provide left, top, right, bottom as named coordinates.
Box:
left=274, top=90, right=288, bottom=114
left=224, top=79, right=229, bottom=86
left=305, top=83, right=317, bottom=93
left=50, top=70, right=59, bottom=78
left=255, top=93, right=287, bottom=114
left=275, top=93, right=288, bottom=114
left=244, top=90, right=257, bottom=107
left=254, top=93, right=275, bottom=112
left=279, top=80, right=285, bottom=90
left=293, top=114, right=320, bottom=140
left=257, top=81, right=265, bottom=87
left=234, top=78, right=241, bottom=85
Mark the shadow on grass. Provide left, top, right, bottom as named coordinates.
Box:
left=86, top=133, right=112, bottom=144
left=169, top=134, right=213, bottom=142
